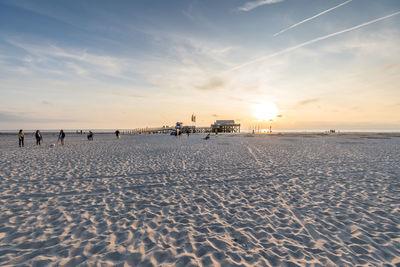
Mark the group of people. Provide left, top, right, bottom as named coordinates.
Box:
left=87, top=130, right=120, bottom=141
left=17, top=129, right=46, bottom=147
left=17, top=129, right=66, bottom=147
left=17, top=129, right=216, bottom=147
left=171, top=129, right=194, bottom=137
left=17, top=129, right=122, bottom=147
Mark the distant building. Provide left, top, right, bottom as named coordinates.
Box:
left=211, top=120, right=240, bottom=133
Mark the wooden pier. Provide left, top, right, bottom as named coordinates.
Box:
left=121, top=126, right=214, bottom=135
left=121, top=120, right=240, bottom=135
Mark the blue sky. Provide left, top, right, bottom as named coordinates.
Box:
left=1, top=0, right=400, bottom=130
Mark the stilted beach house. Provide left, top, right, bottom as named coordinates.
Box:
left=211, top=120, right=241, bottom=133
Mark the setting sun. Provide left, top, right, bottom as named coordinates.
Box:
left=252, top=101, right=279, bottom=121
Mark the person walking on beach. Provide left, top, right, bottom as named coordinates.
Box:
left=58, top=130, right=66, bottom=146
left=35, top=130, right=42, bottom=145
left=115, top=130, right=120, bottom=139
left=18, top=129, right=24, bottom=147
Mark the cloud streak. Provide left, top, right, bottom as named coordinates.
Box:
left=0, top=111, right=24, bottom=122
left=227, top=10, right=400, bottom=72
left=0, top=111, right=75, bottom=123
left=41, top=100, right=51, bottom=105
left=274, top=0, right=353, bottom=36
left=238, top=0, right=284, bottom=12
left=297, top=98, right=320, bottom=106
left=5, top=39, right=131, bottom=79
left=196, top=77, right=225, bottom=91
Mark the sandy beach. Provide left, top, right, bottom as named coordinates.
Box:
left=0, top=133, right=399, bottom=266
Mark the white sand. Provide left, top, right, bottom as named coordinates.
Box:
left=0, top=133, right=399, bottom=266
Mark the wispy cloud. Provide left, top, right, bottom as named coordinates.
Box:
left=380, top=63, right=398, bottom=72
left=129, top=31, right=237, bottom=93
left=228, top=96, right=246, bottom=102
left=109, top=92, right=146, bottom=99
left=0, top=111, right=74, bottom=123
left=196, top=77, right=225, bottom=91
left=297, top=98, right=320, bottom=106
left=5, top=39, right=131, bottom=79
left=238, top=0, right=284, bottom=12
left=274, top=0, right=353, bottom=36
left=0, top=111, right=24, bottom=122
left=227, top=10, right=400, bottom=72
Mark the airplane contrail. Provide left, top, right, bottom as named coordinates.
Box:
left=226, top=10, right=400, bottom=73
left=274, top=0, right=353, bottom=36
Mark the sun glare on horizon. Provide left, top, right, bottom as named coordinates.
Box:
left=252, top=101, right=279, bottom=121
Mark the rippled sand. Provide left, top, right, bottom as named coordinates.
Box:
left=0, top=133, right=399, bottom=266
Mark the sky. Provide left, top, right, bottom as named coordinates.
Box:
left=1, top=0, right=400, bottom=131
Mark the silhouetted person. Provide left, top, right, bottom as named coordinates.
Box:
left=204, top=133, right=210, bottom=140
left=18, top=129, right=24, bottom=147
left=87, top=131, right=94, bottom=141
left=115, top=130, right=120, bottom=139
left=35, top=130, right=42, bottom=145
left=58, top=130, right=66, bottom=146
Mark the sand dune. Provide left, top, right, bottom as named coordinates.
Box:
left=0, top=133, right=399, bottom=266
